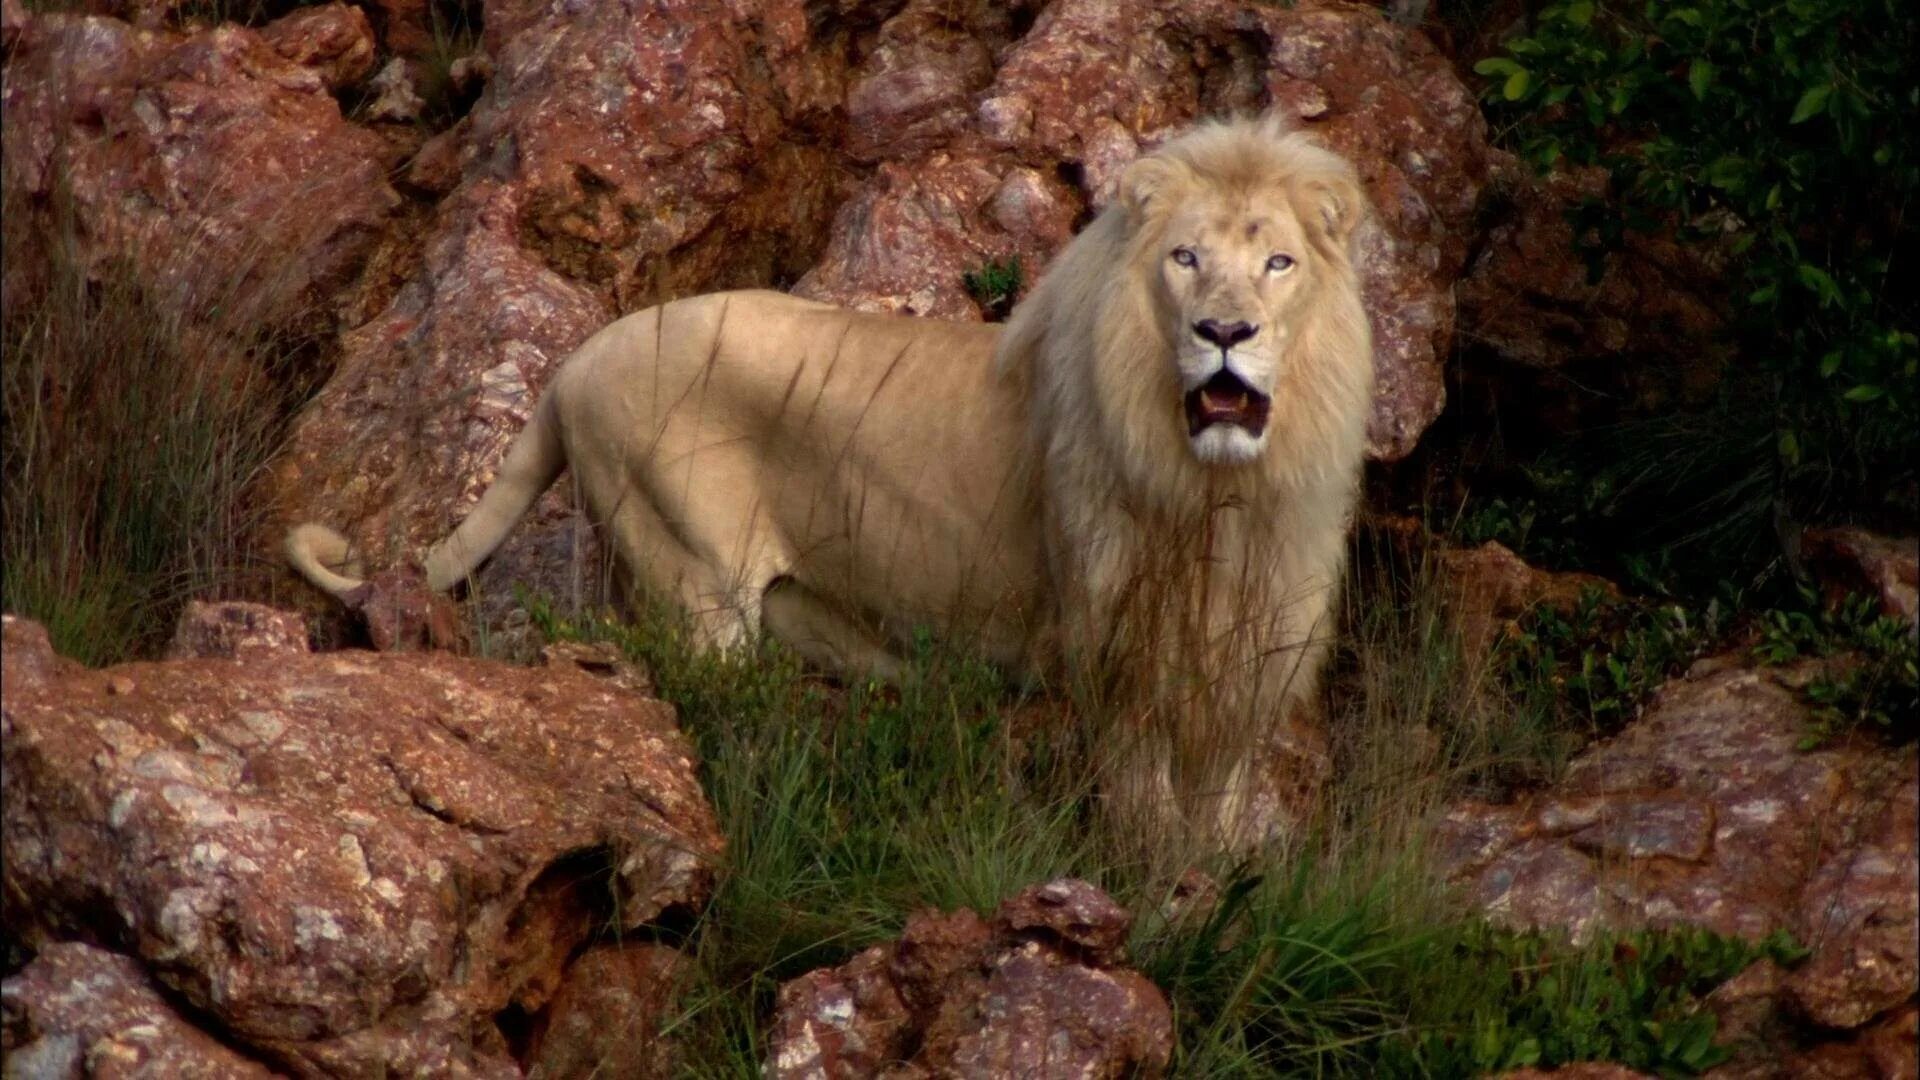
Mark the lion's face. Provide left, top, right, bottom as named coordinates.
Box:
left=1152, top=193, right=1323, bottom=467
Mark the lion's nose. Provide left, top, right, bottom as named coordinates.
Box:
left=1193, top=319, right=1258, bottom=349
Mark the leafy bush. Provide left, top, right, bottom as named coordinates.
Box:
left=1753, top=590, right=1919, bottom=747
left=1500, top=587, right=1712, bottom=736
left=961, top=257, right=1024, bottom=322
left=1474, top=0, right=1918, bottom=550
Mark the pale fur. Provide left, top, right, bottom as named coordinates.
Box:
left=288, top=114, right=1374, bottom=847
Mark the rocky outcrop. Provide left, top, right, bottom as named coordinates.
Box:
left=1803, top=527, right=1920, bottom=627
left=765, top=878, right=1173, bottom=1078
left=1455, top=155, right=1727, bottom=423
left=1, top=612, right=720, bottom=1076
left=0, top=6, right=399, bottom=336
left=2, top=942, right=278, bottom=1077
left=262, top=0, right=854, bottom=623
left=1438, top=658, right=1918, bottom=1067
left=522, top=942, right=685, bottom=1079
left=165, top=600, right=312, bottom=661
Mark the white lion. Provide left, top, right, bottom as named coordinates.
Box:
left=290, top=114, right=1374, bottom=846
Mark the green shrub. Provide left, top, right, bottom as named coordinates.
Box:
left=1, top=187, right=303, bottom=664
left=1473, top=0, right=1918, bottom=562
left=1753, top=590, right=1918, bottom=747
left=961, top=258, right=1024, bottom=322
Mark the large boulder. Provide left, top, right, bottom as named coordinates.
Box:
left=1, top=613, right=721, bottom=1076
left=2, top=942, right=278, bottom=1077
left=765, top=878, right=1173, bottom=1078
left=0, top=6, right=398, bottom=336
left=1438, top=659, right=1918, bottom=1049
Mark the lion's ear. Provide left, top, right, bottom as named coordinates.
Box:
left=1119, top=156, right=1187, bottom=219
left=1302, top=172, right=1367, bottom=249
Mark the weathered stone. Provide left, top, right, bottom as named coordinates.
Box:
left=1436, top=540, right=1620, bottom=660
left=765, top=879, right=1172, bottom=1079
left=1, top=614, right=721, bottom=1076
left=166, top=600, right=309, bottom=661
left=258, top=3, right=377, bottom=91
left=1439, top=660, right=1918, bottom=1046
left=793, top=151, right=1080, bottom=319
left=995, top=877, right=1133, bottom=966
left=524, top=943, right=686, bottom=1079
left=1, top=942, right=277, bottom=1078
left=0, top=9, right=399, bottom=336
left=1456, top=155, right=1726, bottom=421
left=363, top=56, right=424, bottom=123
left=842, top=0, right=998, bottom=163
left=266, top=0, right=849, bottom=628
left=767, top=944, right=913, bottom=1078
left=1788, top=775, right=1919, bottom=1030
left=1802, top=527, right=1919, bottom=627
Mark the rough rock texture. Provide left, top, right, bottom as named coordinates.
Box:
left=1, top=613, right=721, bottom=1077
left=523, top=942, right=685, bottom=1079
left=1, top=942, right=278, bottom=1077
left=0, top=7, right=399, bottom=335
left=1438, top=659, right=1918, bottom=1046
left=802, top=0, right=1491, bottom=460
left=166, top=600, right=311, bottom=661
left=1803, top=527, right=1920, bottom=626
left=264, top=0, right=852, bottom=624
left=1456, top=156, right=1727, bottom=418
left=1436, top=539, right=1621, bottom=660
left=765, top=879, right=1173, bottom=1079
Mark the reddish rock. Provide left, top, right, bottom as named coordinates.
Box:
left=793, top=151, right=1080, bottom=319
left=266, top=181, right=613, bottom=629
left=1436, top=540, right=1620, bottom=660
left=524, top=943, right=686, bottom=1079
left=1, top=942, right=278, bottom=1078
left=1803, top=527, right=1920, bottom=627
left=1788, top=775, right=1920, bottom=1030
left=266, top=0, right=849, bottom=625
left=258, top=3, right=377, bottom=91
left=842, top=0, right=999, bottom=163
left=1439, top=660, right=1918, bottom=1046
left=0, top=10, right=399, bottom=336
left=1457, top=155, right=1726, bottom=413
left=166, top=600, right=310, bottom=661
left=1, top=614, right=721, bottom=1076
left=766, top=879, right=1172, bottom=1079
left=1441, top=663, right=1916, bottom=943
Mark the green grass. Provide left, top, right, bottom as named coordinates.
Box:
left=525, top=536, right=1785, bottom=1076
left=2, top=180, right=305, bottom=665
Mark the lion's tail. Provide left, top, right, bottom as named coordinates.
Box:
left=285, top=522, right=368, bottom=601
left=420, top=389, right=566, bottom=592
left=286, top=390, right=567, bottom=601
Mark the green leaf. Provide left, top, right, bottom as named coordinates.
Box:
left=1818, top=350, right=1843, bottom=377
left=1796, top=263, right=1838, bottom=305
left=1778, top=429, right=1800, bottom=464
left=1565, top=0, right=1595, bottom=26
left=1474, top=57, right=1523, bottom=77
left=1790, top=85, right=1831, bottom=124
left=1843, top=384, right=1884, bottom=402
left=1504, top=69, right=1533, bottom=101
left=1688, top=59, right=1713, bottom=99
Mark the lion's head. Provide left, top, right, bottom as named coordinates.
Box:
left=1000, top=115, right=1374, bottom=500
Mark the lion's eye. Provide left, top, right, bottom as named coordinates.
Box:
left=1267, top=253, right=1297, bottom=274
left=1171, top=248, right=1198, bottom=269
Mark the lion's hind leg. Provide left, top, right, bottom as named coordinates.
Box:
left=761, top=578, right=905, bottom=683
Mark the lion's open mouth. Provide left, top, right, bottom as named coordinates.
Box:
left=1184, top=370, right=1271, bottom=438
